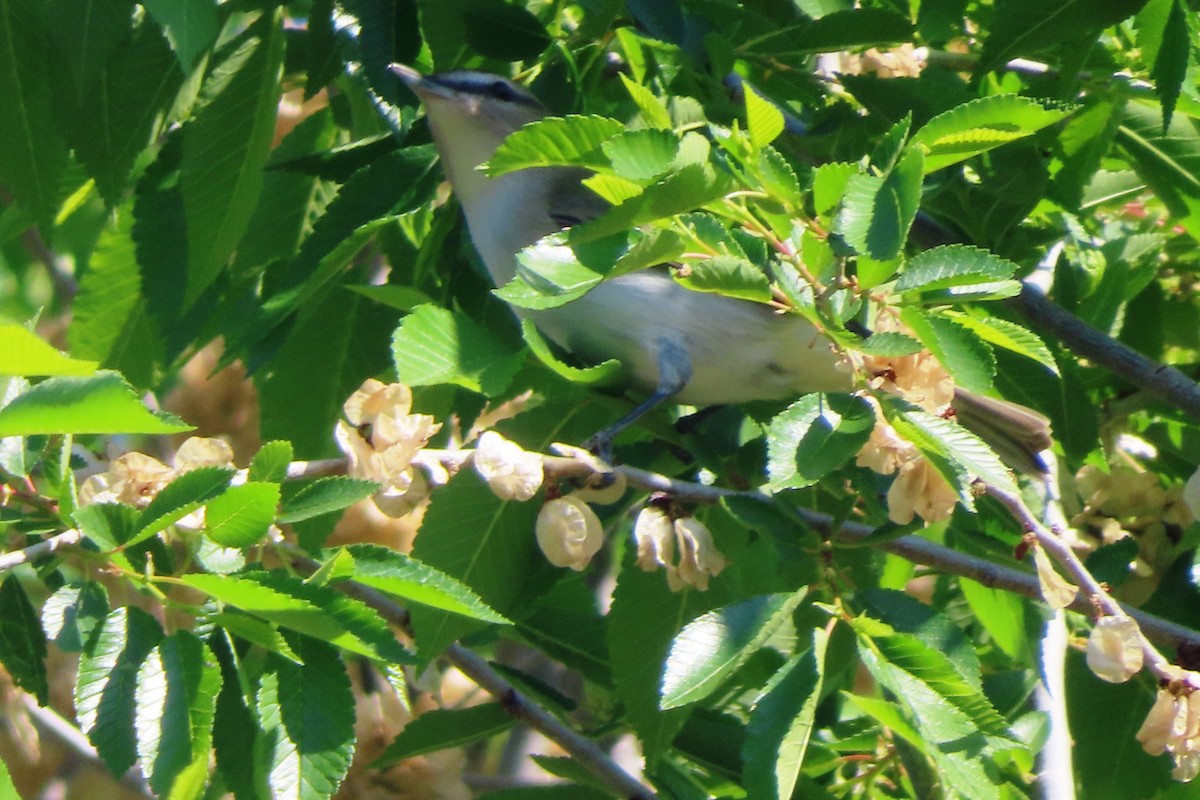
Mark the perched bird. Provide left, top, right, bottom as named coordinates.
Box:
left=392, top=66, right=1051, bottom=470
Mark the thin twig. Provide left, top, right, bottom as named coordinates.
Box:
left=278, top=542, right=655, bottom=800
left=0, top=529, right=84, bottom=573
left=21, top=694, right=154, bottom=798
left=986, top=484, right=1195, bottom=686
left=1008, top=284, right=1200, bottom=421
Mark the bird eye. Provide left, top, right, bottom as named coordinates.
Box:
left=489, top=80, right=517, bottom=102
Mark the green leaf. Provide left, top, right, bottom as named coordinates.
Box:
left=0, top=576, right=48, bottom=704
left=758, top=147, right=803, bottom=206
left=572, top=163, right=734, bottom=243
left=792, top=8, right=914, bottom=51
left=374, top=704, right=515, bottom=765
left=67, top=206, right=144, bottom=365
left=662, top=592, right=807, bottom=709
left=205, top=482, right=280, bottom=547
left=959, top=579, right=1031, bottom=663
left=812, top=162, right=858, bottom=216
left=75, top=608, right=165, bottom=775
left=69, top=18, right=183, bottom=205
left=0, top=0, right=69, bottom=230
left=838, top=147, right=923, bottom=260
left=980, top=0, right=1152, bottom=74
left=766, top=394, right=875, bottom=490
left=1067, top=652, right=1172, bottom=800
left=337, top=543, right=510, bottom=624
left=0, top=371, right=191, bottom=435
left=208, top=612, right=301, bottom=663
left=744, top=84, right=785, bottom=151
left=855, top=623, right=1004, bottom=800
left=132, top=466, right=236, bottom=547
left=852, top=331, right=924, bottom=356
left=42, top=582, right=109, bottom=653
left=134, top=632, right=222, bottom=796
left=257, top=277, right=398, bottom=458
left=619, top=73, right=672, bottom=130
left=0, top=324, right=97, bottom=376
left=861, top=622, right=1012, bottom=737
left=392, top=304, right=525, bottom=397
left=1117, top=100, right=1200, bottom=236
left=182, top=571, right=412, bottom=663
left=895, top=245, right=1020, bottom=301
left=742, top=629, right=828, bottom=800
left=485, top=115, right=624, bottom=176
left=1134, top=0, right=1187, bottom=132
left=180, top=11, right=284, bottom=307
left=607, top=565, right=696, bottom=763
left=498, top=235, right=609, bottom=310
left=408, top=470, right=542, bottom=657
left=859, top=588, right=981, bottom=687
left=603, top=129, right=681, bottom=181
left=676, top=256, right=771, bottom=302
left=74, top=502, right=140, bottom=550
left=910, top=96, right=1072, bottom=174
left=141, top=0, right=218, bottom=72
left=256, top=637, right=355, bottom=800
left=521, top=319, right=623, bottom=387
left=249, top=440, right=294, bottom=483
left=948, top=314, right=1059, bottom=375
left=899, top=308, right=995, bottom=393
left=251, top=145, right=439, bottom=335
left=46, top=0, right=131, bottom=105
left=895, top=405, right=1019, bottom=498
left=277, top=477, right=379, bottom=524
left=233, top=109, right=339, bottom=274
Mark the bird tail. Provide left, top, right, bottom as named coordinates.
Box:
left=951, top=389, right=1053, bottom=474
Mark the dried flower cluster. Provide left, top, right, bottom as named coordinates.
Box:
left=473, top=431, right=543, bottom=502
left=1072, top=463, right=1194, bottom=601
left=853, top=332, right=959, bottom=524
left=335, top=379, right=442, bottom=517
left=1032, top=543, right=1078, bottom=610
left=824, top=43, right=926, bottom=79
left=633, top=504, right=727, bottom=591
left=469, top=431, right=622, bottom=573
left=1136, top=673, right=1200, bottom=782
left=78, top=437, right=236, bottom=519
left=1085, top=615, right=1143, bottom=683
left=536, top=495, right=604, bottom=571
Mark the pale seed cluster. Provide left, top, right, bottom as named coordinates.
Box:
left=335, top=379, right=442, bottom=517
left=78, top=437, right=236, bottom=530
left=1071, top=463, right=1194, bottom=602
left=632, top=504, right=727, bottom=592
left=1136, top=673, right=1200, bottom=782
left=853, top=330, right=959, bottom=524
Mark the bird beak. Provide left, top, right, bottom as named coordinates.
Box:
left=389, top=64, right=455, bottom=100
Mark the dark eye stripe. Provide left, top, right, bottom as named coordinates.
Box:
left=427, top=73, right=543, bottom=108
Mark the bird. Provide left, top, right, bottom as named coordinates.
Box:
left=391, top=65, right=1052, bottom=471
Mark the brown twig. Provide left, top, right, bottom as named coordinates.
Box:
left=278, top=542, right=655, bottom=800
left=1007, top=284, right=1200, bottom=421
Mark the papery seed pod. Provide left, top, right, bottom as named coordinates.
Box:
left=1086, top=616, right=1143, bottom=683
left=1033, top=545, right=1078, bottom=610
left=632, top=506, right=675, bottom=573
left=535, top=495, right=603, bottom=571
left=474, top=431, right=544, bottom=502
left=672, top=517, right=728, bottom=591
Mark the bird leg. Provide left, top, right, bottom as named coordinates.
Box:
left=584, top=337, right=692, bottom=462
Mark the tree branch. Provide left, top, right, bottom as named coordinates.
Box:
left=1007, top=284, right=1200, bottom=421
left=20, top=694, right=154, bottom=798
left=0, top=529, right=84, bottom=573
left=277, top=542, right=656, bottom=800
